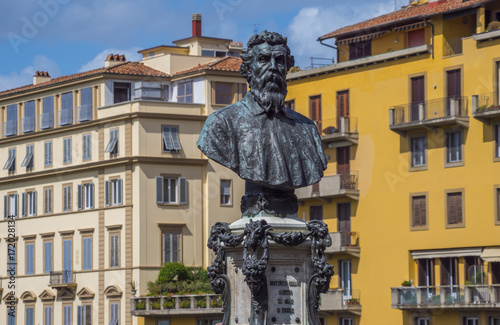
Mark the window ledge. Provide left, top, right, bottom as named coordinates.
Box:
left=444, top=161, right=464, bottom=168
left=409, top=165, right=428, bottom=172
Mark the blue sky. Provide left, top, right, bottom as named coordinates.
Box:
left=0, top=0, right=406, bottom=92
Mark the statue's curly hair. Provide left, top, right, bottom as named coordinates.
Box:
left=240, top=30, right=295, bottom=84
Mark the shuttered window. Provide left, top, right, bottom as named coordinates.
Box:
left=44, top=306, right=53, bottom=325
left=109, top=303, right=119, bottom=325
left=44, top=241, right=53, bottom=273
left=44, top=141, right=53, bottom=167
left=26, top=243, right=34, bottom=275
left=77, top=305, right=92, bottom=325
left=63, top=186, right=72, bottom=212
left=44, top=188, right=53, bottom=214
left=23, top=190, right=37, bottom=217
left=220, top=180, right=231, bottom=205
left=7, top=308, right=15, bottom=325
left=26, top=306, right=34, bottom=325
left=60, top=92, right=74, bottom=126
left=162, top=126, right=181, bottom=152
left=110, top=234, right=119, bottom=268
left=82, top=237, right=92, bottom=270
left=309, top=96, right=322, bottom=134
left=349, top=39, right=372, bottom=60
left=5, top=194, right=19, bottom=219
left=82, top=134, right=91, bottom=161
left=112, top=179, right=123, bottom=206
left=4, top=148, right=16, bottom=172
left=411, top=137, right=426, bottom=167
left=447, top=192, right=463, bottom=225
left=156, top=176, right=187, bottom=204
left=21, top=144, right=34, bottom=169
left=63, top=305, right=72, bottom=325
left=79, top=87, right=93, bottom=122
left=78, top=183, right=94, bottom=210
left=41, top=96, right=54, bottom=129
left=412, top=195, right=427, bottom=227
left=105, top=129, right=119, bottom=155
left=214, top=82, right=232, bottom=105
left=63, top=137, right=72, bottom=164
left=162, top=231, right=180, bottom=264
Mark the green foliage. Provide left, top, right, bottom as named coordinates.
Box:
left=210, top=296, right=223, bottom=308
left=401, top=280, right=412, bottom=287
left=147, top=262, right=214, bottom=296
left=157, top=262, right=191, bottom=284
left=488, top=20, right=500, bottom=31
left=135, top=301, right=146, bottom=310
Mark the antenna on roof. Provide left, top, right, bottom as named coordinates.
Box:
left=394, top=0, right=397, bottom=11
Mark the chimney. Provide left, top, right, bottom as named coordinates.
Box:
left=33, top=71, right=51, bottom=85
left=192, top=13, right=202, bottom=37
left=105, top=54, right=128, bottom=68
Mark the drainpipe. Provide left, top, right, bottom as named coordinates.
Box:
left=319, top=39, right=338, bottom=63
left=427, top=20, right=435, bottom=60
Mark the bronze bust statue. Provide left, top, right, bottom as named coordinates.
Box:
left=198, top=31, right=327, bottom=216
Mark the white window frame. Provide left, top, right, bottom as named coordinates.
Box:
left=84, top=183, right=94, bottom=210
left=111, top=178, right=122, bottom=206
left=177, top=81, right=193, bottom=103
left=220, top=180, right=231, bottom=205
left=26, top=190, right=37, bottom=217
left=411, top=136, right=426, bottom=167
left=464, top=317, right=479, bottom=325
left=446, top=131, right=462, bottom=163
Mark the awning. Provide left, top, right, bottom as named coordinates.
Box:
left=393, top=21, right=428, bottom=33
left=412, top=248, right=482, bottom=259
left=481, top=247, right=500, bottom=262
left=336, top=31, right=389, bottom=45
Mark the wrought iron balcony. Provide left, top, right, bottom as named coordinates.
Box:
left=389, top=97, right=469, bottom=135
left=57, top=109, right=73, bottom=126
left=76, top=105, right=92, bottom=122
left=3, top=120, right=17, bottom=137
left=295, top=172, right=359, bottom=202
left=472, top=93, right=500, bottom=123
left=21, top=116, right=35, bottom=133
left=39, top=113, right=54, bottom=129
left=49, top=271, right=76, bottom=289
left=325, top=232, right=360, bottom=258
left=391, top=285, right=500, bottom=310
left=130, top=294, right=224, bottom=317
left=321, top=117, right=358, bottom=148
left=320, top=289, right=362, bottom=315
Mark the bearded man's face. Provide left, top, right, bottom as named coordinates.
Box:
left=248, top=43, right=288, bottom=114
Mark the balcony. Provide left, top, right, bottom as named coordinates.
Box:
left=130, top=294, right=223, bottom=317
left=57, top=109, right=73, bottom=126
left=76, top=105, right=92, bottom=122
left=444, top=37, right=463, bottom=56
left=3, top=120, right=17, bottom=137
left=39, top=113, right=54, bottom=129
left=295, top=172, right=359, bottom=202
left=473, top=29, right=500, bottom=43
left=321, top=117, right=359, bottom=148
left=21, top=116, right=35, bottom=133
left=391, top=285, right=500, bottom=310
left=320, top=289, right=362, bottom=315
left=389, top=97, right=469, bottom=135
left=49, top=271, right=76, bottom=289
left=472, top=93, right=500, bottom=124
left=325, top=232, right=360, bottom=258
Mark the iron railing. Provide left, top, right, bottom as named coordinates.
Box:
left=76, top=105, right=92, bottom=122
left=3, top=120, right=17, bottom=136
left=21, top=116, right=35, bottom=133
left=339, top=171, right=358, bottom=191
left=473, top=92, right=500, bottom=113
left=57, top=109, right=73, bottom=126
left=390, top=96, right=468, bottom=125
left=343, top=289, right=361, bottom=306
left=49, top=270, right=75, bottom=285
left=39, top=113, right=54, bottom=129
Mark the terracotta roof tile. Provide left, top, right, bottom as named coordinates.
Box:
left=174, top=56, right=242, bottom=77
left=0, top=62, right=169, bottom=98
left=319, top=0, right=490, bottom=41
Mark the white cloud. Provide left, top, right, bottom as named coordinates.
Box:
left=0, top=55, right=61, bottom=92
left=78, top=47, right=142, bottom=72
left=288, top=3, right=393, bottom=69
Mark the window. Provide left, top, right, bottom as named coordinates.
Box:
left=309, top=95, right=322, bottom=134
left=44, top=141, right=52, bottom=167
left=23, top=100, right=35, bottom=133
left=63, top=185, right=72, bottom=212
left=310, top=205, right=323, bottom=221
left=446, top=131, right=463, bottom=164
left=177, top=81, right=193, bottom=103
left=4, top=103, right=17, bottom=136
left=21, top=144, right=34, bottom=169
left=114, top=82, right=131, bottom=104
left=408, top=28, right=425, bottom=48
left=82, top=237, right=92, bottom=270
left=464, top=256, right=484, bottom=284
left=214, top=82, right=232, bottom=105
left=4, top=148, right=16, bottom=172
left=149, top=51, right=154, bottom=58
left=162, top=229, right=181, bottom=264
left=105, top=178, right=123, bottom=206
left=63, top=305, right=72, bottom=325
left=44, top=187, right=53, bottom=215
left=496, top=125, right=500, bottom=159
left=411, top=195, right=427, bottom=228
left=7, top=307, right=15, bottom=325
left=411, top=137, right=426, bottom=168
left=340, top=318, right=354, bottom=325
left=63, top=239, right=72, bottom=283
left=349, top=40, right=371, bottom=60
left=447, top=191, right=464, bottom=227
left=41, top=96, right=54, bottom=129
left=464, top=317, right=479, bottom=325
left=156, top=176, right=187, bottom=204
left=60, top=92, right=73, bottom=126
left=22, top=190, right=37, bottom=217
left=285, top=99, right=295, bottom=111
left=44, top=306, right=53, bottom=325
left=109, top=302, right=119, bottom=325
left=110, top=233, right=119, bottom=268
left=78, top=183, right=94, bottom=210
left=26, top=306, right=34, bottom=325
left=162, top=126, right=181, bottom=152
left=490, top=317, right=500, bottom=325
left=220, top=180, right=231, bottom=205
left=79, top=87, right=93, bottom=121
left=4, top=193, right=19, bottom=219
left=82, top=134, right=91, bottom=161
left=44, top=240, right=53, bottom=273
left=26, top=242, right=34, bottom=275
left=497, top=187, right=500, bottom=224
left=416, top=318, right=430, bottom=325
left=105, top=129, right=118, bottom=155
left=440, top=257, right=459, bottom=287
left=63, top=137, right=72, bottom=164
left=77, top=305, right=91, bottom=325
left=417, top=259, right=435, bottom=287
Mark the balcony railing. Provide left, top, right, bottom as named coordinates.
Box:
left=391, top=285, right=500, bottom=310
left=49, top=270, right=76, bottom=288
left=39, top=113, right=54, bottom=129
left=295, top=172, right=359, bottom=201
left=21, top=116, right=35, bottom=133
left=325, top=232, right=360, bottom=257
left=57, top=109, right=73, bottom=126
left=320, top=289, right=362, bottom=314
left=444, top=37, right=463, bottom=56
left=389, top=97, right=469, bottom=133
left=76, top=105, right=92, bottom=122
left=321, top=117, right=359, bottom=148
left=472, top=93, right=500, bottom=122
left=131, top=294, right=223, bottom=316
left=3, top=120, right=17, bottom=136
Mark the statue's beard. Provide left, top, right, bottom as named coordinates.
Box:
left=250, top=72, right=287, bottom=114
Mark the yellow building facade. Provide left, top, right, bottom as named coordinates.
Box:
left=287, top=0, right=500, bottom=324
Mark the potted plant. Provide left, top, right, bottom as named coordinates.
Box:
left=401, top=280, right=412, bottom=287
left=346, top=298, right=360, bottom=305
left=210, top=296, right=223, bottom=308
left=180, top=296, right=191, bottom=309
left=134, top=300, right=146, bottom=310
left=130, top=281, right=137, bottom=296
